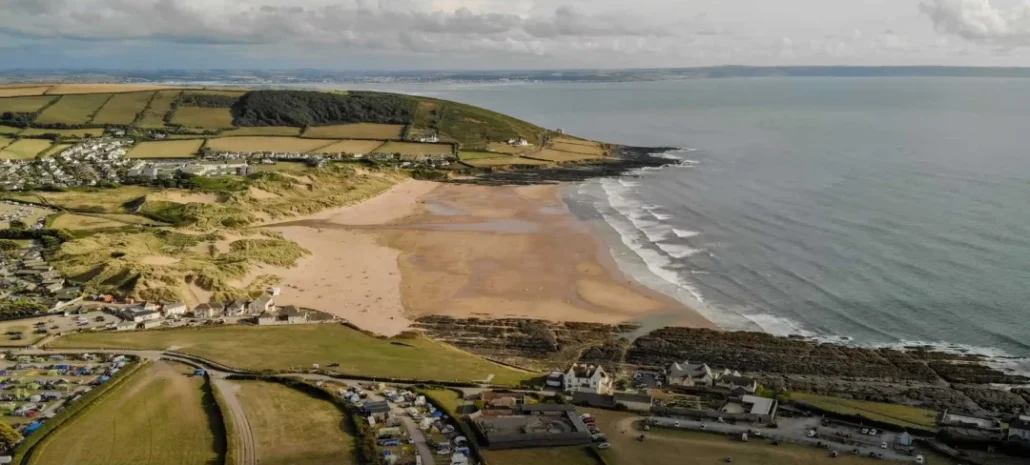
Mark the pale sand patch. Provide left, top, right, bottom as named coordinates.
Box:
left=576, top=279, right=664, bottom=314
left=266, top=227, right=410, bottom=336
left=184, top=283, right=212, bottom=308
left=248, top=187, right=279, bottom=200
left=274, top=179, right=440, bottom=226
left=514, top=185, right=561, bottom=205
left=140, top=255, right=180, bottom=266
left=152, top=191, right=220, bottom=204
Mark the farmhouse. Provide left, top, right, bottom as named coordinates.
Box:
left=470, top=404, right=592, bottom=450
left=665, top=361, right=714, bottom=387
left=563, top=363, right=613, bottom=395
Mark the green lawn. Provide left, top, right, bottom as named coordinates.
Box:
left=482, top=447, right=601, bottom=465
left=422, top=388, right=463, bottom=415
left=53, top=324, right=534, bottom=385
left=788, top=392, right=938, bottom=430
left=27, top=361, right=224, bottom=465
left=35, top=93, right=112, bottom=124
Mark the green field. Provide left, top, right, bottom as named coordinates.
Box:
left=0, top=137, right=11, bottom=150
left=374, top=141, right=453, bottom=156
left=788, top=392, right=939, bottom=430
left=40, top=143, right=73, bottom=158
left=0, top=126, right=22, bottom=135
left=137, top=90, right=182, bottom=127
left=0, top=139, right=52, bottom=160
left=35, top=93, right=112, bottom=124
left=235, top=381, right=356, bottom=465
left=171, top=107, right=235, bottom=129
left=219, top=126, right=302, bottom=137
left=27, top=361, right=224, bottom=465
left=127, top=139, right=204, bottom=159
left=532, top=149, right=606, bottom=163
left=54, top=324, right=534, bottom=384
left=0, top=95, right=58, bottom=113
left=483, top=447, right=600, bottom=465
left=90, top=91, right=155, bottom=125
left=314, top=139, right=384, bottom=154
left=462, top=155, right=550, bottom=167
left=206, top=136, right=337, bottom=153
left=303, top=123, right=405, bottom=139
left=20, top=128, right=105, bottom=138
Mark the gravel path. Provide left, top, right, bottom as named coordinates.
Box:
left=212, top=378, right=257, bottom=465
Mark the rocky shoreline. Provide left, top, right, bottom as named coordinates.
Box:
left=453, top=145, right=680, bottom=185
left=416, top=316, right=1030, bottom=417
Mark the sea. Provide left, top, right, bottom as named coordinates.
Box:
left=326, top=78, right=1030, bottom=365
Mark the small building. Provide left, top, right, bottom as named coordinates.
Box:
left=121, top=305, right=162, bottom=323
left=940, top=410, right=1002, bottom=430
left=563, top=364, right=613, bottom=395
left=257, top=311, right=276, bottom=326
left=280, top=305, right=308, bottom=324
left=545, top=371, right=563, bottom=388
left=1007, top=415, right=1030, bottom=444
left=248, top=293, right=274, bottom=314
left=470, top=404, right=592, bottom=450
left=715, top=375, right=758, bottom=395
left=193, top=303, right=224, bottom=319
left=363, top=401, right=392, bottom=421
left=162, top=302, right=188, bottom=317
left=572, top=391, right=652, bottom=412
left=665, top=361, right=714, bottom=387
left=898, top=432, right=913, bottom=446
left=140, top=319, right=162, bottom=329
left=116, top=322, right=138, bottom=331
left=739, top=395, right=777, bottom=418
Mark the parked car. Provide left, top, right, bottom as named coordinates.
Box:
left=597, top=442, right=611, bottom=450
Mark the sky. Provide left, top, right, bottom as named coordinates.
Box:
left=2, top=0, right=1030, bottom=70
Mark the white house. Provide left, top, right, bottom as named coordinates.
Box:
left=1009, top=415, right=1030, bottom=444
left=193, top=303, right=224, bottom=319
left=162, top=302, right=188, bottom=317
left=121, top=305, right=162, bottom=323
left=665, top=361, right=714, bottom=387
left=563, top=364, right=613, bottom=395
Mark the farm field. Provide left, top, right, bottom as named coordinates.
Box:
left=20, top=128, right=105, bottom=138
left=50, top=213, right=162, bottom=231
left=40, top=143, right=73, bottom=158
left=462, top=155, right=550, bottom=167
left=788, top=393, right=939, bottom=430
left=53, top=324, right=534, bottom=385
left=0, top=126, right=21, bottom=135
left=219, top=126, right=302, bottom=137
left=485, top=142, right=537, bottom=154
left=551, top=141, right=606, bottom=156
left=314, top=139, right=384, bottom=154
left=374, top=141, right=453, bottom=156
left=585, top=409, right=900, bottom=465
left=46, top=84, right=173, bottom=94
left=0, top=86, right=51, bottom=97
left=205, top=136, right=337, bottom=153
left=26, top=361, right=225, bottom=465
left=5, top=186, right=152, bottom=213
left=532, top=149, right=606, bottom=162
left=90, top=91, right=155, bottom=125
left=0, top=95, right=58, bottom=113
left=137, top=90, right=182, bottom=127
left=0, top=139, right=53, bottom=160
left=0, top=137, right=11, bottom=150
left=127, top=139, right=204, bottom=159
left=303, top=123, right=405, bottom=139
left=234, top=381, right=356, bottom=465
left=482, top=447, right=600, bottom=465
left=35, top=93, right=112, bottom=124
left=171, top=107, right=235, bottom=129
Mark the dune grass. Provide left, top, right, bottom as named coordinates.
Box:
left=54, top=324, right=534, bottom=384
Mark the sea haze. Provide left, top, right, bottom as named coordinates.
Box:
left=344, top=78, right=1030, bottom=359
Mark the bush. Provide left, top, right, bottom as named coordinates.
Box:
left=231, top=90, right=417, bottom=127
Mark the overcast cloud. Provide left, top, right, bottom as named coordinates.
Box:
left=0, top=0, right=1028, bottom=69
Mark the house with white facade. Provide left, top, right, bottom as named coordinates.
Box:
left=563, top=364, right=613, bottom=395
left=1008, top=415, right=1030, bottom=445
left=665, top=361, right=714, bottom=387
left=715, top=375, right=759, bottom=395
left=162, top=302, right=188, bottom=317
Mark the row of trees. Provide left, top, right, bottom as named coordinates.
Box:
left=231, top=90, right=417, bottom=127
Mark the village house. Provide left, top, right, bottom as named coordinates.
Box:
left=193, top=302, right=224, bottom=319
left=715, top=374, right=759, bottom=395
left=247, top=293, right=274, bottom=314
left=257, top=311, right=277, bottom=326
left=225, top=299, right=247, bottom=317
left=280, top=305, right=308, bottom=324
left=563, top=363, right=613, bottom=395
left=665, top=361, right=714, bottom=387
left=120, top=305, right=162, bottom=323
left=162, top=302, right=188, bottom=317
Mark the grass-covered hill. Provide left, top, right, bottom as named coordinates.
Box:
left=0, top=86, right=553, bottom=150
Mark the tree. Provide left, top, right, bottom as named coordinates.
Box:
left=0, top=239, right=19, bottom=252
left=0, top=422, right=22, bottom=451
left=8, top=220, right=25, bottom=231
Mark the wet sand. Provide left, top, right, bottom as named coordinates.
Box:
left=265, top=179, right=714, bottom=335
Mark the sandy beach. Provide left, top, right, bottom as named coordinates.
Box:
left=265, top=179, right=715, bottom=336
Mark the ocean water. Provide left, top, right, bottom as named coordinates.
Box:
left=342, top=78, right=1030, bottom=360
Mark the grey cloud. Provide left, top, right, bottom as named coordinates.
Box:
left=920, top=0, right=1030, bottom=45
left=0, top=0, right=670, bottom=59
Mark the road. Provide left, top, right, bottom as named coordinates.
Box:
left=647, top=416, right=921, bottom=462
